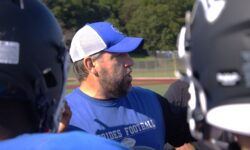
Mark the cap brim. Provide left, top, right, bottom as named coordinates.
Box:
left=105, top=37, right=144, bottom=53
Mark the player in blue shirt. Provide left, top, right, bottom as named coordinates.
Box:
left=0, top=1, right=129, bottom=149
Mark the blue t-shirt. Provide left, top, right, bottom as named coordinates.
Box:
left=0, top=131, right=130, bottom=150
left=66, top=87, right=165, bottom=150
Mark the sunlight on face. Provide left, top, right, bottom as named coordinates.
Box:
left=97, top=52, right=133, bottom=98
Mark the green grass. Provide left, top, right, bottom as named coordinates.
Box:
left=137, top=84, right=170, bottom=96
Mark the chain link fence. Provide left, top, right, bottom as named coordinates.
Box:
left=132, top=51, right=178, bottom=78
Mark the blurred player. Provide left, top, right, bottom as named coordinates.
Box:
left=177, top=0, right=250, bottom=149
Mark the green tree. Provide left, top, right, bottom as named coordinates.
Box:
left=117, top=0, right=194, bottom=54
left=44, top=0, right=109, bottom=45
left=43, top=0, right=194, bottom=53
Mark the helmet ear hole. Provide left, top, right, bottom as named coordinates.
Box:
left=43, top=68, right=57, bottom=88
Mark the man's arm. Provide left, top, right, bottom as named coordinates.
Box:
left=57, top=101, right=72, bottom=133
left=156, top=94, right=196, bottom=147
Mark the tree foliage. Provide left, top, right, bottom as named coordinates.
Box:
left=43, top=0, right=194, bottom=54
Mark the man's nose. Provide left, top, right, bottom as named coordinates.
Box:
left=124, top=54, right=134, bottom=68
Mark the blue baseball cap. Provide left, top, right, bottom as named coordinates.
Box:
left=70, top=22, right=144, bottom=62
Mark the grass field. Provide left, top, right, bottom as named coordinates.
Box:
left=137, top=84, right=170, bottom=95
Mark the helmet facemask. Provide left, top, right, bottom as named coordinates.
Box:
left=176, top=0, right=250, bottom=148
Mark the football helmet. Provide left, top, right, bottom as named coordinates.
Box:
left=0, top=0, right=68, bottom=132
left=177, top=0, right=250, bottom=140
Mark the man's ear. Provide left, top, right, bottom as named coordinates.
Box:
left=83, top=58, right=98, bottom=75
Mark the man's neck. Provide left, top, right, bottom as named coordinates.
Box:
left=79, top=80, right=109, bottom=100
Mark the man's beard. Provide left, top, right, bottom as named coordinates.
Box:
left=99, top=68, right=131, bottom=99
